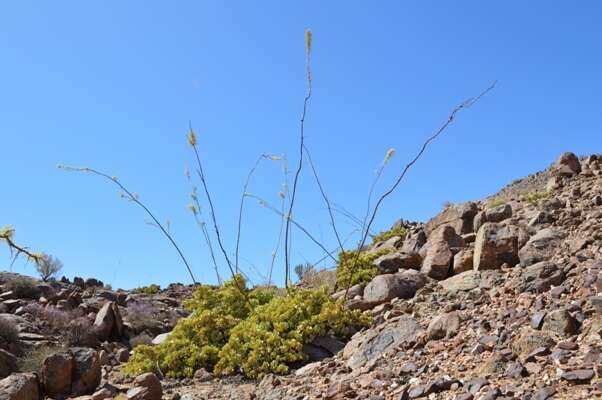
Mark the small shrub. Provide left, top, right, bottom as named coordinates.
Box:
left=294, top=263, right=315, bottom=282
left=486, top=196, right=505, bottom=209
left=35, top=254, right=63, bottom=282
left=21, top=304, right=83, bottom=331
left=64, top=317, right=94, bottom=347
left=525, top=191, right=548, bottom=206
left=215, top=288, right=370, bottom=379
left=133, top=284, right=161, bottom=295
left=6, top=277, right=39, bottom=299
left=0, top=316, right=19, bottom=347
left=17, top=345, right=61, bottom=372
left=371, top=225, right=408, bottom=244
left=335, top=249, right=391, bottom=290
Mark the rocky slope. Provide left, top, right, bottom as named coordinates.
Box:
left=1, top=152, right=601, bottom=400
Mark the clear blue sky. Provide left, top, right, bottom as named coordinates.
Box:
left=1, top=1, right=601, bottom=289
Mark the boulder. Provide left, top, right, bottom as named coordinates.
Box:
left=518, top=228, right=565, bottom=266
left=0, top=373, right=40, bottom=400
left=439, top=271, right=481, bottom=293
left=344, top=315, right=422, bottom=370
left=39, top=351, right=73, bottom=398
left=452, top=249, right=473, bottom=274
left=521, top=261, right=565, bottom=293
left=542, top=309, right=578, bottom=337
left=425, top=202, right=478, bottom=236
left=428, top=226, right=464, bottom=249
left=0, top=349, right=16, bottom=379
left=554, top=152, right=581, bottom=176
left=373, top=251, right=421, bottom=273
left=71, top=348, right=101, bottom=396
left=93, top=301, right=123, bottom=341
left=126, top=373, right=162, bottom=400
left=363, top=270, right=426, bottom=305
left=427, top=311, right=460, bottom=340
left=473, top=223, right=519, bottom=270
left=400, top=230, right=427, bottom=254
left=484, top=203, right=512, bottom=223
left=420, top=240, right=452, bottom=280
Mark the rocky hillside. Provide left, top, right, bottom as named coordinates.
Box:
left=1, top=152, right=601, bottom=400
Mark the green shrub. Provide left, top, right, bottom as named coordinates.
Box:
left=335, top=249, right=391, bottom=290
left=124, top=275, right=368, bottom=380
left=6, top=277, right=39, bottom=299
left=133, top=284, right=161, bottom=295
left=124, top=275, right=274, bottom=378
left=525, top=191, right=548, bottom=206
left=371, top=225, right=408, bottom=244
left=214, top=288, right=369, bottom=379
left=486, top=196, right=505, bottom=209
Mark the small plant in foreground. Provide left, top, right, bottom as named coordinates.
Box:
left=371, top=225, right=408, bottom=244
left=335, top=248, right=391, bottom=290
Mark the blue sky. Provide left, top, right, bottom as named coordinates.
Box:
left=1, top=1, right=601, bottom=289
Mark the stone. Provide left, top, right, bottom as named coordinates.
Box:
left=531, top=312, right=546, bottom=330
left=554, top=152, right=581, bottom=176
left=373, top=251, right=421, bottom=273
left=363, top=270, right=426, bottom=305
left=453, top=249, right=473, bottom=274
left=71, top=348, right=101, bottom=396
left=522, top=261, right=565, bottom=293
left=485, top=204, right=512, bottom=223
left=115, top=348, right=130, bottom=363
left=40, top=351, right=73, bottom=398
left=429, top=225, right=465, bottom=248
left=560, top=369, right=594, bottom=383
left=439, top=270, right=481, bottom=292
left=518, top=228, right=565, bottom=266
left=532, top=386, right=556, bottom=400
left=427, top=311, right=460, bottom=340
left=420, top=240, right=452, bottom=280
left=93, top=302, right=116, bottom=341
left=542, top=309, right=578, bottom=336
left=345, top=316, right=422, bottom=370
left=425, top=202, right=478, bottom=236
left=511, top=328, right=556, bottom=362
left=127, top=373, right=162, bottom=400
left=473, top=223, right=519, bottom=270
left=193, top=368, right=212, bottom=382
left=0, top=349, right=17, bottom=379
left=0, top=373, right=40, bottom=400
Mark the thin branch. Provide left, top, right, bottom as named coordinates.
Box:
left=247, top=194, right=337, bottom=263
left=268, top=158, right=289, bottom=286
left=344, top=81, right=497, bottom=299
left=304, top=146, right=344, bottom=251
left=187, top=126, right=249, bottom=301
left=0, top=227, right=42, bottom=266
left=284, top=30, right=313, bottom=288
left=189, top=187, right=222, bottom=285
left=360, top=148, right=395, bottom=240
left=58, top=165, right=197, bottom=284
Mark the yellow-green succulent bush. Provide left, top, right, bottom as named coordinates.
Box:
left=132, top=284, right=161, bottom=295
left=124, top=275, right=366, bottom=380
left=334, top=248, right=393, bottom=290
left=214, top=288, right=369, bottom=379
left=371, top=225, right=408, bottom=244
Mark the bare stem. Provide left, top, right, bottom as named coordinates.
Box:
left=58, top=166, right=197, bottom=284
left=344, top=81, right=497, bottom=299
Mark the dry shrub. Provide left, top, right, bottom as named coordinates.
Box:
left=126, top=301, right=156, bottom=330
left=17, top=345, right=61, bottom=372
left=0, top=316, right=19, bottom=348
left=21, top=303, right=83, bottom=331
left=6, top=277, right=39, bottom=299
left=64, top=317, right=95, bottom=347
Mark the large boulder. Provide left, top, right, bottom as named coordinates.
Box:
left=521, top=261, right=565, bottom=293
left=344, top=315, right=422, bottom=370
left=425, top=202, right=478, bottom=236
left=0, top=349, right=16, bottom=379
left=363, top=270, right=426, bottom=305
left=439, top=270, right=481, bottom=293
left=452, top=249, right=473, bottom=274
left=484, top=203, right=512, bottom=223
left=420, top=240, right=453, bottom=280
left=373, top=251, right=421, bottom=273
left=93, top=301, right=123, bottom=341
left=71, top=348, right=101, bottom=396
left=518, top=228, right=565, bottom=266
left=473, top=223, right=519, bottom=270
left=554, top=152, right=581, bottom=176
left=0, top=373, right=40, bottom=400
left=39, top=351, right=73, bottom=398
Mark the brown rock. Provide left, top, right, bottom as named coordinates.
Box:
left=127, top=373, right=162, bottom=400
left=39, top=351, right=73, bottom=398
left=373, top=251, right=421, bottom=273
left=518, top=228, right=565, bottom=266
left=71, top=348, right=101, bottom=396
left=453, top=249, right=473, bottom=274
left=0, top=373, right=40, bottom=400
left=511, top=328, right=556, bottom=361
left=473, top=223, right=519, bottom=270
left=554, top=152, right=581, bottom=176
left=420, top=240, right=452, bottom=280
left=542, top=309, right=578, bottom=337
left=427, top=311, right=460, bottom=340
left=363, top=270, right=426, bottom=305
left=425, top=202, right=478, bottom=236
